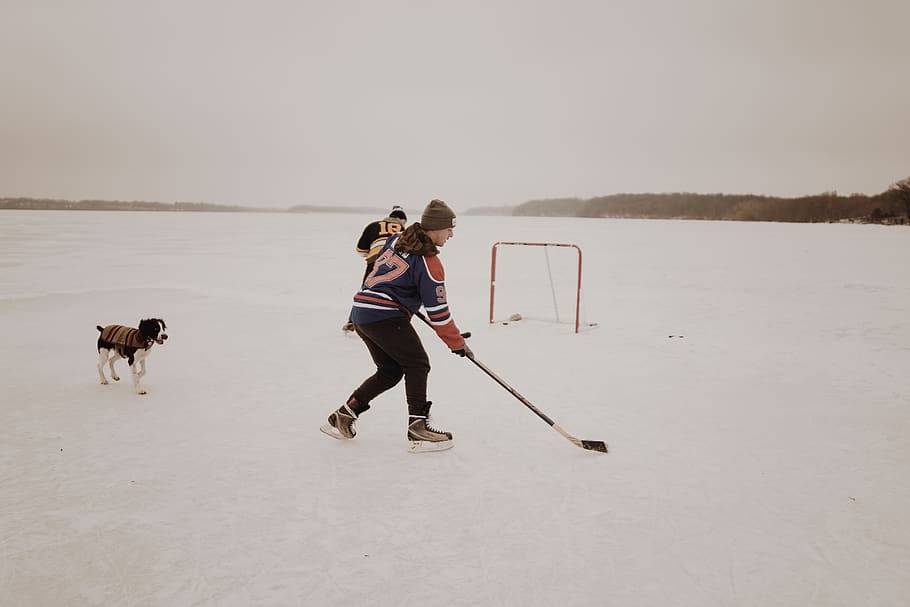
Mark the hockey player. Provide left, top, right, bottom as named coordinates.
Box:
left=342, top=205, right=408, bottom=333
left=322, top=199, right=473, bottom=452
left=356, top=205, right=407, bottom=281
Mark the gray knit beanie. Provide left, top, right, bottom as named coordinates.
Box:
left=420, top=199, right=456, bottom=231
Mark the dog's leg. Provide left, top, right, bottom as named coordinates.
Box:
left=130, top=351, right=147, bottom=394
left=108, top=353, right=121, bottom=382
left=97, top=349, right=110, bottom=384
left=130, top=363, right=146, bottom=394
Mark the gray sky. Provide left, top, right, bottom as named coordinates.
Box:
left=2, top=0, right=908, bottom=209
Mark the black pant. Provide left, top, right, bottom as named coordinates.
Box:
left=351, top=317, right=430, bottom=417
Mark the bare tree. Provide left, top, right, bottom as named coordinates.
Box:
left=889, top=176, right=910, bottom=218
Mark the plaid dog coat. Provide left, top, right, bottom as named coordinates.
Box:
left=98, top=324, right=150, bottom=349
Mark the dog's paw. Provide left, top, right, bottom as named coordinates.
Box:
left=111, top=375, right=120, bottom=382
left=100, top=379, right=109, bottom=385
left=136, top=389, right=147, bottom=395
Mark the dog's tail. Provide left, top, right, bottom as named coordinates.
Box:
left=97, top=325, right=104, bottom=332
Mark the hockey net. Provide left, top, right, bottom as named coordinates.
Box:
left=488, top=241, right=594, bottom=333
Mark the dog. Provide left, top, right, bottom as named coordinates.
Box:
left=96, top=318, right=168, bottom=394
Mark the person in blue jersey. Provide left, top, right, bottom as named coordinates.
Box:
left=321, top=199, right=473, bottom=453
left=342, top=205, right=408, bottom=333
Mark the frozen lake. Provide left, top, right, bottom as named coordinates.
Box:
left=2, top=209, right=908, bottom=606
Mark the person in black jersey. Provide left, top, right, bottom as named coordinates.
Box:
left=342, top=206, right=407, bottom=333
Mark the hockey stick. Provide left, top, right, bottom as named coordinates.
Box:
left=465, top=356, right=608, bottom=453
left=415, top=311, right=607, bottom=453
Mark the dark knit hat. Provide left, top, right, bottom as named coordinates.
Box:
left=389, top=205, right=407, bottom=221
left=420, top=199, right=456, bottom=231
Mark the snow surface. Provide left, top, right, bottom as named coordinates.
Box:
left=1, top=210, right=909, bottom=606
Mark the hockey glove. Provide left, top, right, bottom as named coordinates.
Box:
left=452, top=343, right=474, bottom=359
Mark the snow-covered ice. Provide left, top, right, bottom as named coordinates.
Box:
left=1, top=210, right=908, bottom=606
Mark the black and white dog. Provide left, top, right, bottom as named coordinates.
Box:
left=96, top=318, right=168, bottom=394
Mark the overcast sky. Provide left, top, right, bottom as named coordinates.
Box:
left=2, top=0, right=908, bottom=209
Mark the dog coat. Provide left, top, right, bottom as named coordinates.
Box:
left=99, top=324, right=150, bottom=349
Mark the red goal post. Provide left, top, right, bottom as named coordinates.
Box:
left=489, top=241, right=583, bottom=333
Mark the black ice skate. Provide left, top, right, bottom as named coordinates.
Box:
left=407, top=404, right=453, bottom=453
left=320, top=401, right=359, bottom=440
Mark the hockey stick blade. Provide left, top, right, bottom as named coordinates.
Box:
left=552, top=424, right=608, bottom=453
left=581, top=440, right=608, bottom=453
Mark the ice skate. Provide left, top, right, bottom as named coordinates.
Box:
left=320, top=401, right=359, bottom=440
left=407, top=404, right=453, bottom=453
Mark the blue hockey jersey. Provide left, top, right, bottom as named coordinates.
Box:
left=350, top=234, right=465, bottom=350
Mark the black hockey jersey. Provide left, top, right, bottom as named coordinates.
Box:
left=356, top=217, right=405, bottom=264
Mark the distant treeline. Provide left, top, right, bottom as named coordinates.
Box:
left=515, top=189, right=909, bottom=224
left=287, top=204, right=388, bottom=215
left=0, top=198, right=264, bottom=212
left=5, top=183, right=910, bottom=224
left=0, top=198, right=391, bottom=215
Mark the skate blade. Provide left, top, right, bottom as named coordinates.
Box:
left=407, top=439, right=453, bottom=453
left=320, top=424, right=353, bottom=440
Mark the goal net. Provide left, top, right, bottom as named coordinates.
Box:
left=488, top=241, right=593, bottom=333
